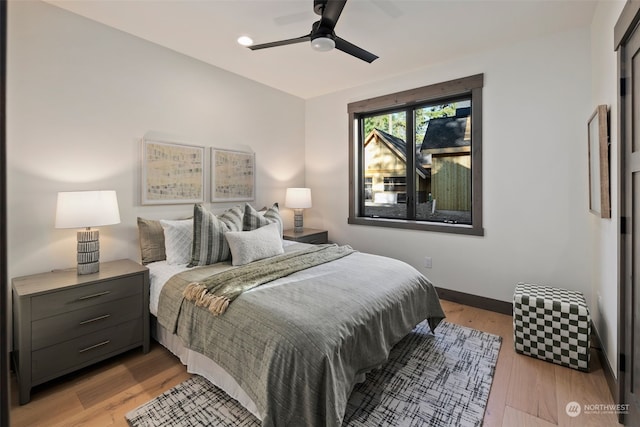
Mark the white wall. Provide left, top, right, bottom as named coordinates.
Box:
left=305, top=29, right=594, bottom=308
left=6, top=0, right=623, bottom=378
left=7, top=1, right=305, bottom=281
left=589, top=0, right=625, bottom=377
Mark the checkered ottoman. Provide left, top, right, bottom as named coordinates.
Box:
left=513, top=283, right=591, bottom=371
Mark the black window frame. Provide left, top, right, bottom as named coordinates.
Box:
left=348, top=74, right=484, bottom=236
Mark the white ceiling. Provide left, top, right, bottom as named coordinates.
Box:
left=45, top=0, right=598, bottom=99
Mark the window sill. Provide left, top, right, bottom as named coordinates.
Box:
left=347, top=216, right=484, bottom=236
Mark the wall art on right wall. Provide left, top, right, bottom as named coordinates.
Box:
left=588, top=104, right=610, bottom=219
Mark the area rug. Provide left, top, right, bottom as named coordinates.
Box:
left=126, top=320, right=502, bottom=427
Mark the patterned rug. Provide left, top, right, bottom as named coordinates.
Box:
left=126, top=320, right=502, bottom=427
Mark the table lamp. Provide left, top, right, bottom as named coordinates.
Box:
left=285, top=188, right=312, bottom=233
left=55, top=190, right=120, bottom=275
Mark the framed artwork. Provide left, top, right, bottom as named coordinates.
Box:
left=211, top=148, right=255, bottom=202
left=587, top=104, right=610, bottom=218
left=141, top=139, right=205, bottom=205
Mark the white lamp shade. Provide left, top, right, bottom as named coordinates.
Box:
left=55, top=190, right=121, bottom=229
left=285, top=188, right=312, bottom=209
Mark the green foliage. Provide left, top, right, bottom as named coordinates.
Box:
left=364, top=103, right=459, bottom=144
left=364, top=112, right=406, bottom=140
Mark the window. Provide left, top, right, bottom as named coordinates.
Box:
left=383, top=177, right=406, bottom=193
left=348, top=74, right=484, bottom=235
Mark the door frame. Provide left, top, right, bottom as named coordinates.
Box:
left=615, top=1, right=640, bottom=424
left=1, top=0, right=8, bottom=425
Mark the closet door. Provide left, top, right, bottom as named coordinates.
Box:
left=617, top=4, right=640, bottom=425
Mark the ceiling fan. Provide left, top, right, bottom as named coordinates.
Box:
left=248, top=0, right=378, bottom=63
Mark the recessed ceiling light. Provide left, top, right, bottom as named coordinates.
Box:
left=237, top=36, right=253, bottom=47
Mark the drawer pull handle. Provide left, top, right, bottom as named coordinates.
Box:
left=78, top=340, right=110, bottom=353
left=79, top=314, right=111, bottom=325
left=77, top=291, right=110, bottom=301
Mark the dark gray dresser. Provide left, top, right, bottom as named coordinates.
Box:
left=12, top=259, right=149, bottom=404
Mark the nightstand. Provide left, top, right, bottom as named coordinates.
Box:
left=283, top=228, right=328, bottom=244
left=12, top=259, right=149, bottom=404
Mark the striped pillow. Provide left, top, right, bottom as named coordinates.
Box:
left=243, top=203, right=283, bottom=236
left=189, top=204, right=243, bottom=267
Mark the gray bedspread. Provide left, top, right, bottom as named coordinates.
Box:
left=157, top=243, right=445, bottom=427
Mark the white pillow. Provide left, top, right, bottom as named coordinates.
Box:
left=160, top=219, right=193, bottom=265
left=225, top=222, right=284, bottom=266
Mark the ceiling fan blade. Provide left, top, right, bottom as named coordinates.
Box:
left=319, top=0, right=347, bottom=31
left=249, top=34, right=311, bottom=50
left=334, top=36, right=378, bottom=63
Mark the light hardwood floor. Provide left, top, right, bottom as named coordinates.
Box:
left=9, top=300, right=619, bottom=427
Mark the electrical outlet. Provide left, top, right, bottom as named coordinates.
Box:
left=424, top=256, right=432, bottom=268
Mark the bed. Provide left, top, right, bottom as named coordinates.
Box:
left=141, top=203, right=445, bottom=427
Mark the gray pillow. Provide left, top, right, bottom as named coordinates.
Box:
left=225, top=222, right=284, bottom=266
left=189, top=204, right=243, bottom=267
left=137, top=217, right=166, bottom=264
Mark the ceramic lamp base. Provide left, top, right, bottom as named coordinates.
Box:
left=293, top=209, right=304, bottom=233
left=77, top=229, right=100, bottom=275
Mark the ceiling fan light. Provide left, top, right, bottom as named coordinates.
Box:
left=311, top=36, right=335, bottom=52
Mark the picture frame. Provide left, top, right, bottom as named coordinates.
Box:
left=587, top=104, right=610, bottom=218
left=211, top=148, right=255, bottom=202
left=141, top=138, right=205, bottom=205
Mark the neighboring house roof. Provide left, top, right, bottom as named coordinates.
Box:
left=366, top=128, right=428, bottom=178
left=420, top=111, right=470, bottom=151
